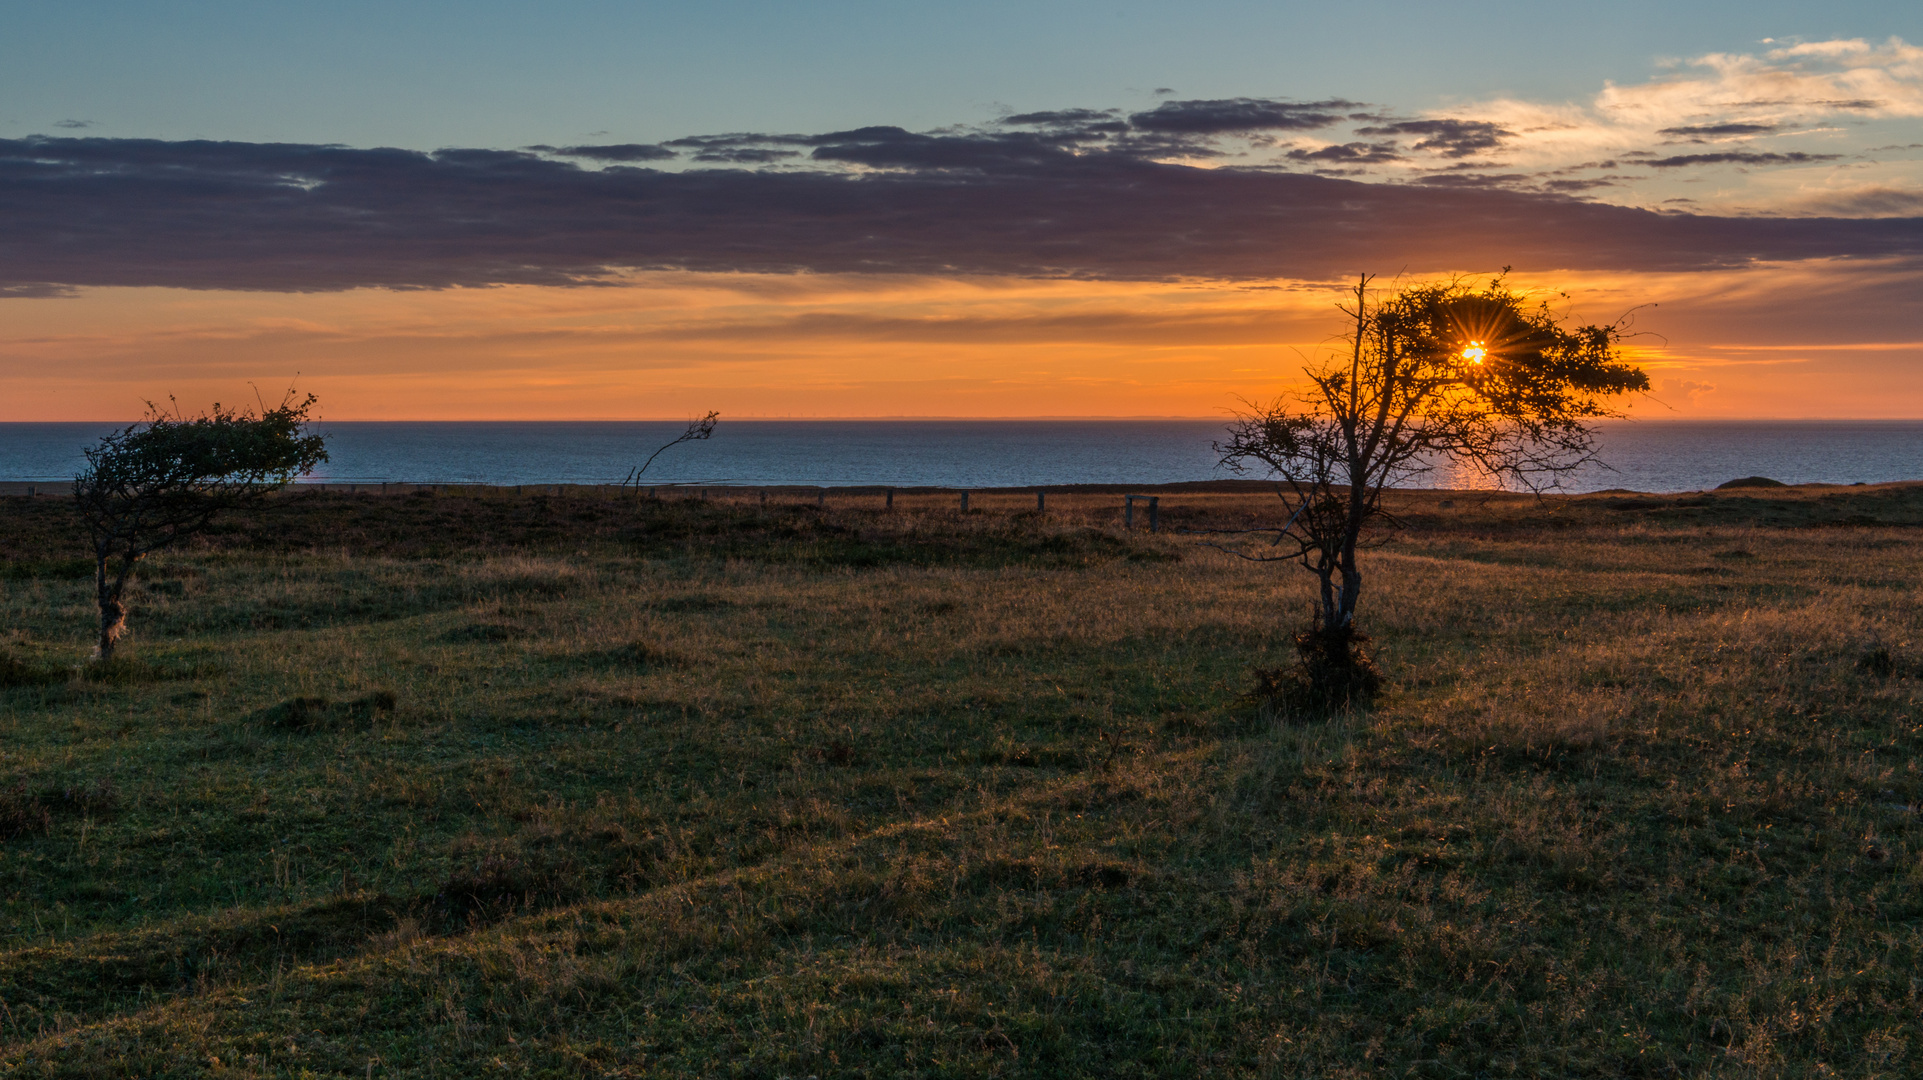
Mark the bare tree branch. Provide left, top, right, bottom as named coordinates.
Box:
left=623, top=411, right=720, bottom=488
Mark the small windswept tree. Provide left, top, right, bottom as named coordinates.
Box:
left=622, top=411, right=720, bottom=489
left=76, top=393, right=329, bottom=661
left=1213, top=274, right=1648, bottom=703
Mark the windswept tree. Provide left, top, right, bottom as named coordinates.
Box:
left=622, top=411, right=720, bottom=488
left=1213, top=274, right=1648, bottom=702
left=76, top=393, right=329, bottom=661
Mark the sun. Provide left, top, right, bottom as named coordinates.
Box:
left=1461, top=340, right=1487, bottom=364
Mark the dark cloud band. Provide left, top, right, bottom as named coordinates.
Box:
left=1644, top=151, right=1844, bottom=168
left=1, top=134, right=1918, bottom=294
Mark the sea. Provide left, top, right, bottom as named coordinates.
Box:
left=2, top=419, right=1919, bottom=494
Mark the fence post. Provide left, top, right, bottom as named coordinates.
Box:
left=1149, top=496, right=1160, bottom=533
left=885, top=487, right=894, bottom=511
left=960, top=490, right=970, bottom=512
left=760, top=489, right=767, bottom=507
left=26, top=486, right=34, bottom=497
left=817, top=488, right=825, bottom=507
left=1036, top=489, right=1045, bottom=512
left=1124, top=495, right=1134, bottom=529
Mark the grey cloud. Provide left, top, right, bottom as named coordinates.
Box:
left=1645, top=151, right=1844, bottom=168
left=695, top=147, right=802, bottom=164
left=663, top=134, right=811, bottom=164
left=1542, top=178, right=1620, bottom=192
left=1284, top=142, right=1402, bottom=164
left=1355, top=118, right=1512, bottom=157
left=1657, top=122, right=1778, bottom=138
left=1126, top=98, right=1360, bottom=134
left=1002, top=108, right=1125, bottom=130
left=549, top=143, right=678, bottom=162
left=1, top=134, right=1919, bottom=296
left=666, top=133, right=805, bottom=149
left=52, top=120, right=94, bottom=130
left=805, top=126, right=1093, bottom=169
left=1731, top=98, right=1883, bottom=110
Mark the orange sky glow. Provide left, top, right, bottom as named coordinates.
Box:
left=3, top=259, right=1919, bottom=421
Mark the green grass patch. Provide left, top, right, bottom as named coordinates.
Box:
left=0, top=485, right=1919, bottom=1075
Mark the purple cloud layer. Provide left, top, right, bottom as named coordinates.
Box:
left=2, top=127, right=1919, bottom=295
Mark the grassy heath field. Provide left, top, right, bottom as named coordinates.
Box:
left=0, top=483, right=1919, bottom=1077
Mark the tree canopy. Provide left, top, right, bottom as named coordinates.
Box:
left=76, top=393, right=329, bottom=660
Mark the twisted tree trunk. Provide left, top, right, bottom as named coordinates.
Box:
left=93, top=551, right=137, bottom=661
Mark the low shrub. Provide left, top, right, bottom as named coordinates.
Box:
left=1252, top=624, right=1382, bottom=716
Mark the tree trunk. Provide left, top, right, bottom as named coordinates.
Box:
left=1335, top=470, right=1366, bottom=630
left=94, top=553, right=133, bottom=661
left=1315, top=564, right=1339, bottom=634
left=1335, top=559, right=1362, bottom=629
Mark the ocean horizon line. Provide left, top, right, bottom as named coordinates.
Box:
left=7, top=418, right=1921, bottom=492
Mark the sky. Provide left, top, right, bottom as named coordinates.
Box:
left=2, top=1, right=1920, bottom=419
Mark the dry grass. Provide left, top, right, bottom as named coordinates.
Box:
left=0, top=483, right=1919, bottom=1077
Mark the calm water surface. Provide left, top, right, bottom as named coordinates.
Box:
left=2, top=419, right=1918, bottom=493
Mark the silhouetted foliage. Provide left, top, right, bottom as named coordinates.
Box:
left=75, top=393, right=329, bottom=660
left=1212, top=275, right=1648, bottom=704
